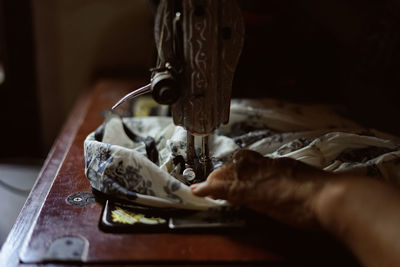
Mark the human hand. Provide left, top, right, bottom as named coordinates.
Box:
left=191, top=149, right=400, bottom=267
left=191, top=149, right=331, bottom=229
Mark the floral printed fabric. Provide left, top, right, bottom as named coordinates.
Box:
left=84, top=99, right=400, bottom=210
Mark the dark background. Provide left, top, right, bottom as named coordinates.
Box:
left=0, top=0, right=42, bottom=158
left=233, top=0, right=400, bottom=135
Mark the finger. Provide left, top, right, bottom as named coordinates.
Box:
left=190, top=182, right=211, bottom=196
left=190, top=179, right=231, bottom=199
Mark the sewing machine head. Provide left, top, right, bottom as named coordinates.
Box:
left=151, top=0, right=244, bottom=133
left=153, top=0, right=244, bottom=179
left=113, top=0, right=244, bottom=181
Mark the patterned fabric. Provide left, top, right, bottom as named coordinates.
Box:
left=84, top=99, right=400, bottom=210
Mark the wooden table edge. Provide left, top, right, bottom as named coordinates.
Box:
left=0, top=86, right=93, bottom=267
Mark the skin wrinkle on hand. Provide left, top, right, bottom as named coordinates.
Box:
left=191, top=149, right=329, bottom=228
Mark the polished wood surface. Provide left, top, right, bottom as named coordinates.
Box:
left=1, top=79, right=359, bottom=266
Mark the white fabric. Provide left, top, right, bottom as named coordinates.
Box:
left=84, top=99, right=400, bottom=210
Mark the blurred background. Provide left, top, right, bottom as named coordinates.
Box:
left=0, top=0, right=153, bottom=247
left=0, top=0, right=399, bottom=247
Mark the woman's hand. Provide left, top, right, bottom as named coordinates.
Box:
left=191, top=149, right=400, bottom=267
left=191, top=149, right=331, bottom=228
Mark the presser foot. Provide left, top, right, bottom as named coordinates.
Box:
left=184, top=133, right=213, bottom=184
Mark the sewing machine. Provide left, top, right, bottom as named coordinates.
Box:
left=1, top=1, right=361, bottom=266
left=113, top=0, right=244, bottom=181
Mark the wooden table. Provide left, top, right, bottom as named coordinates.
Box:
left=0, top=79, right=359, bottom=266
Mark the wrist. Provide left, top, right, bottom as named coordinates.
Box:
left=313, top=175, right=354, bottom=236
left=313, top=175, right=400, bottom=267
left=313, top=175, right=388, bottom=239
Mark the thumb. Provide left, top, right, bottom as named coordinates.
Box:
left=190, top=179, right=230, bottom=200
left=190, top=182, right=210, bottom=196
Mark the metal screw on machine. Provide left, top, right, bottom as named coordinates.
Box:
left=66, top=192, right=95, bottom=207
left=183, top=167, right=196, bottom=183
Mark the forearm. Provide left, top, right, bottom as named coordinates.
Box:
left=315, top=176, right=400, bottom=267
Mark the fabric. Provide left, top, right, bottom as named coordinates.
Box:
left=84, top=99, right=400, bottom=210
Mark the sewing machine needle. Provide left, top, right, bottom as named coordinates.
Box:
left=111, top=83, right=152, bottom=110
left=200, top=136, right=211, bottom=179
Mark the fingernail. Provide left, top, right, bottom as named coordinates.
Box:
left=190, top=184, right=198, bottom=191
